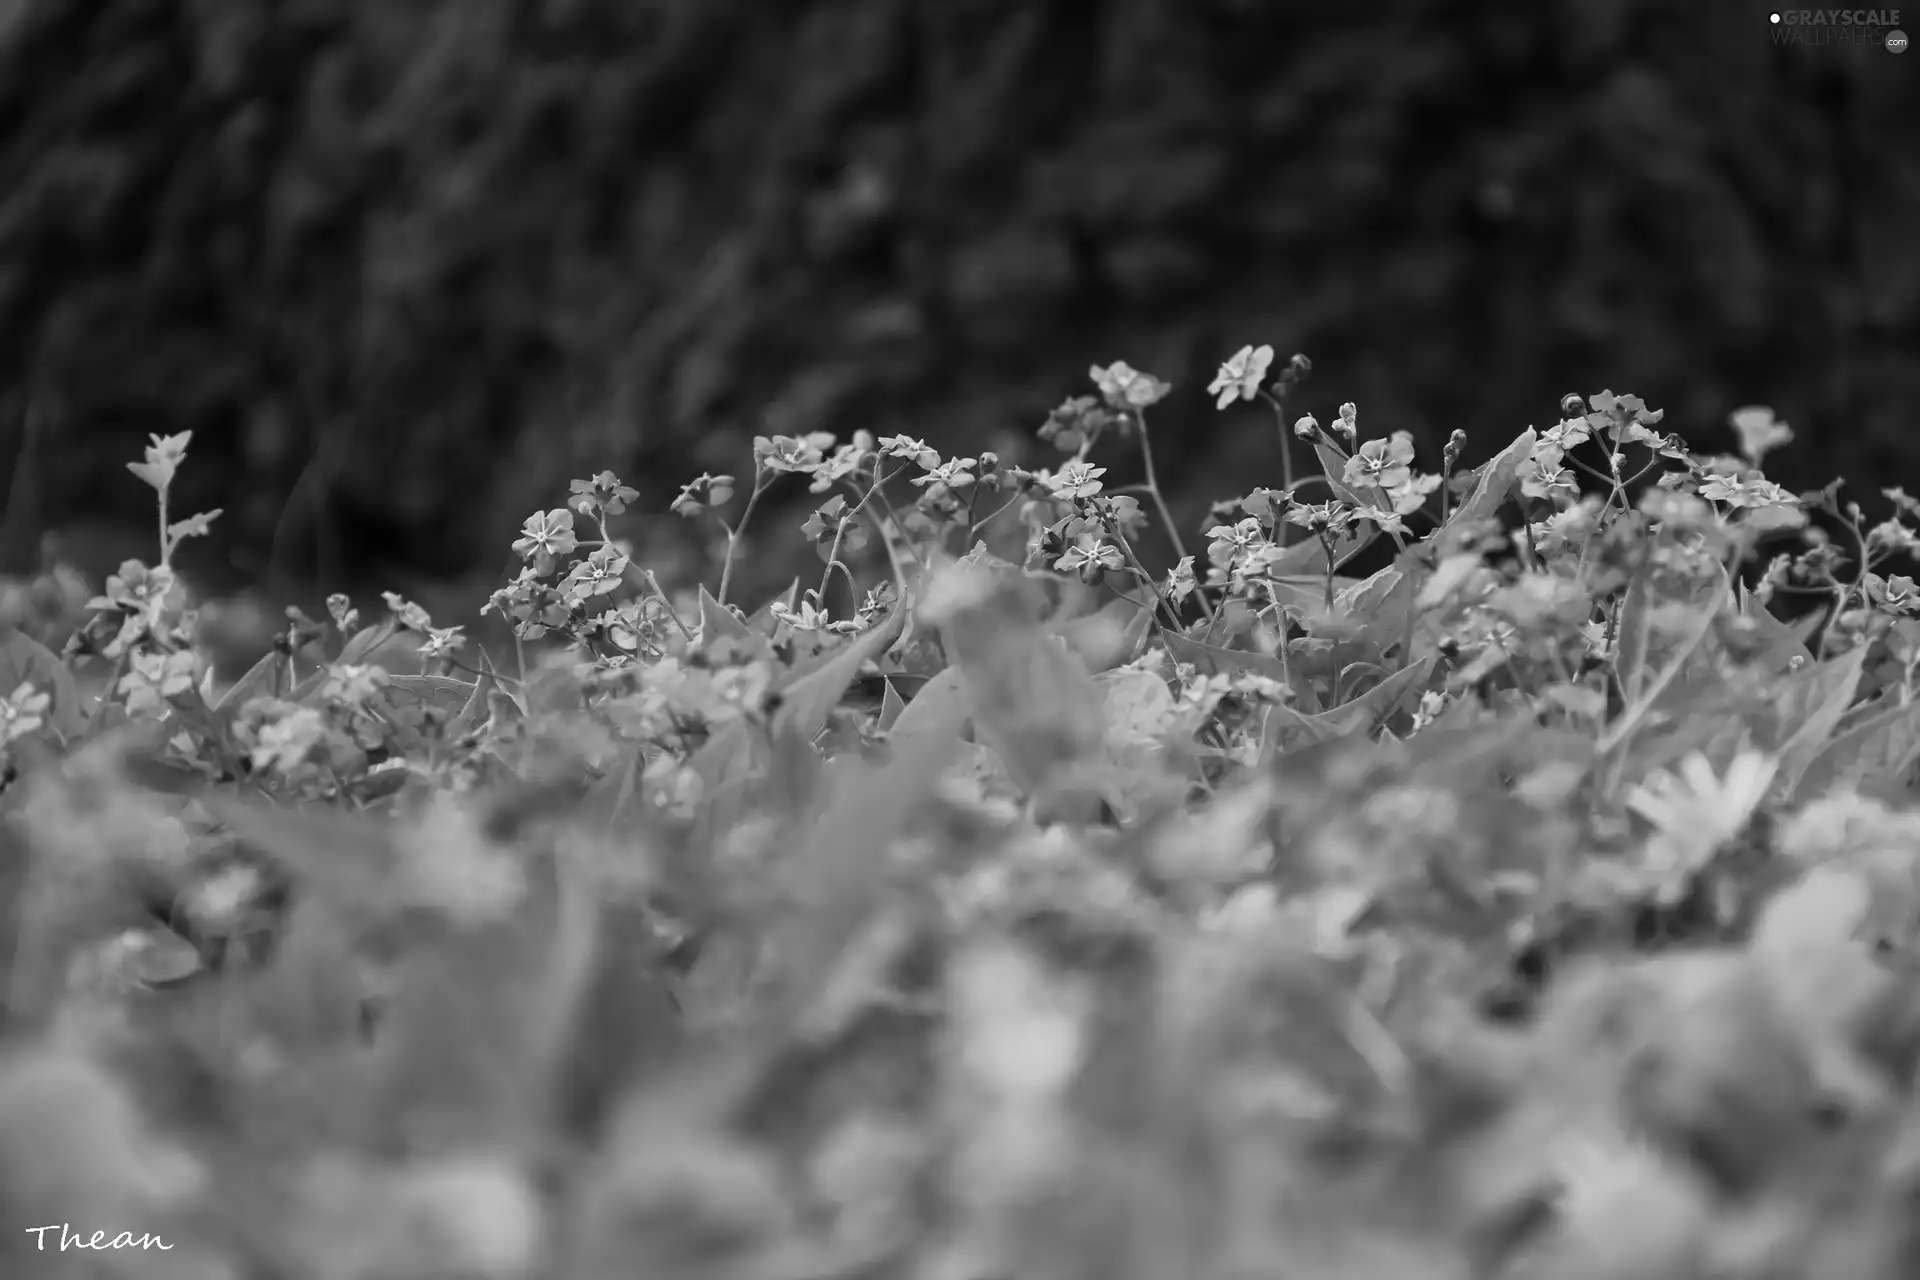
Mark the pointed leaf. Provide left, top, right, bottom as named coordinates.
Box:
left=338, top=618, right=398, bottom=665
left=213, top=648, right=288, bottom=714
left=1321, top=654, right=1438, bottom=735
left=698, top=586, right=756, bottom=648
left=1100, top=667, right=1179, bottom=746
left=1259, top=701, right=1344, bottom=758
left=1791, top=697, right=1920, bottom=801
left=1773, top=645, right=1871, bottom=795
left=772, top=606, right=906, bottom=744
left=878, top=678, right=909, bottom=731
left=761, top=728, right=957, bottom=1029
left=926, top=563, right=1106, bottom=800
left=1446, top=429, right=1537, bottom=532
left=885, top=665, right=973, bottom=752
left=742, top=579, right=800, bottom=635
left=1050, top=594, right=1153, bottom=672
left=451, top=649, right=497, bottom=733
left=1163, top=631, right=1314, bottom=710
left=384, top=673, right=479, bottom=716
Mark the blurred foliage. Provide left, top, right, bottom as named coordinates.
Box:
left=1, top=0, right=1916, bottom=600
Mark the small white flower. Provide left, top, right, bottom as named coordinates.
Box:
left=1206, top=344, right=1274, bottom=410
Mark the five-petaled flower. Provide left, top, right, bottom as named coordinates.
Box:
left=563, top=545, right=630, bottom=599
left=878, top=435, right=941, bottom=470
left=417, top=625, right=466, bottom=661
left=91, top=560, right=179, bottom=628
left=1207, top=345, right=1274, bottom=410
left=1867, top=573, right=1920, bottom=615
left=569, top=470, right=640, bottom=516
left=1165, top=556, right=1198, bottom=602
left=1054, top=533, right=1125, bottom=577
left=513, top=509, right=578, bottom=573
left=1343, top=431, right=1416, bottom=493
left=1046, top=460, right=1107, bottom=500
left=1696, top=474, right=1798, bottom=510
left=1206, top=518, right=1266, bottom=566
left=914, top=458, right=977, bottom=489
left=756, top=433, right=834, bottom=474
left=1090, top=361, right=1171, bottom=410
left=1286, top=502, right=1354, bottom=536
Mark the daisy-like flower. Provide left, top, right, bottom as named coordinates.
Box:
left=1624, top=749, right=1778, bottom=901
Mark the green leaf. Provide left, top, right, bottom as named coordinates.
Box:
left=742, top=578, right=801, bottom=635
left=0, top=626, right=83, bottom=739
left=1317, top=562, right=1416, bottom=644
left=1446, top=428, right=1537, bottom=532
left=1613, top=561, right=1724, bottom=712
left=384, top=673, right=480, bottom=716
left=878, top=677, right=908, bottom=731
left=1772, top=645, right=1871, bottom=796
left=213, top=649, right=288, bottom=714
left=1099, top=667, right=1179, bottom=744
left=1264, top=575, right=1353, bottom=625
left=1162, top=631, right=1315, bottom=711
left=1734, top=587, right=1815, bottom=675
left=1313, top=438, right=1365, bottom=508
left=338, top=618, right=398, bottom=665
left=885, top=665, right=973, bottom=752
left=1312, top=437, right=1384, bottom=570
left=1049, top=594, right=1153, bottom=672
left=1791, top=697, right=1920, bottom=800
left=929, top=563, right=1106, bottom=801
left=1258, top=655, right=1437, bottom=763
left=757, top=727, right=957, bottom=1029
left=1262, top=527, right=1372, bottom=578
left=1162, top=631, right=1287, bottom=683
left=451, top=650, right=498, bottom=733
left=1258, top=700, right=1344, bottom=757
left=1321, top=654, right=1438, bottom=736
left=773, top=605, right=906, bottom=744
left=697, top=585, right=756, bottom=648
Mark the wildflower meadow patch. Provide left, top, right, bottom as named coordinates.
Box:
left=4, top=356, right=1920, bottom=1279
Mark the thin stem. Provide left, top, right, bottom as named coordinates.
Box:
left=716, top=474, right=769, bottom=608
left=642, top=570, right=695, bottom=643
left=1131, top=408, right=1214, bottom=624
left=817, top=464, right=893, bottom=606
left=967, top=492, right=1025, bottom=542
left=1104, top=522, right=1182, bottom=632
left=1132, top=409, right=1187, bottom=564
left=1259, top=389, right=1296, bottom=495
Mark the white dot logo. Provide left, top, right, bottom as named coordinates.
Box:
left=1770, top=11, right=1781, bottom=21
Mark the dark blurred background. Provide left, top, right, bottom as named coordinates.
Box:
left=0, top=0, right=1915, bottom=615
